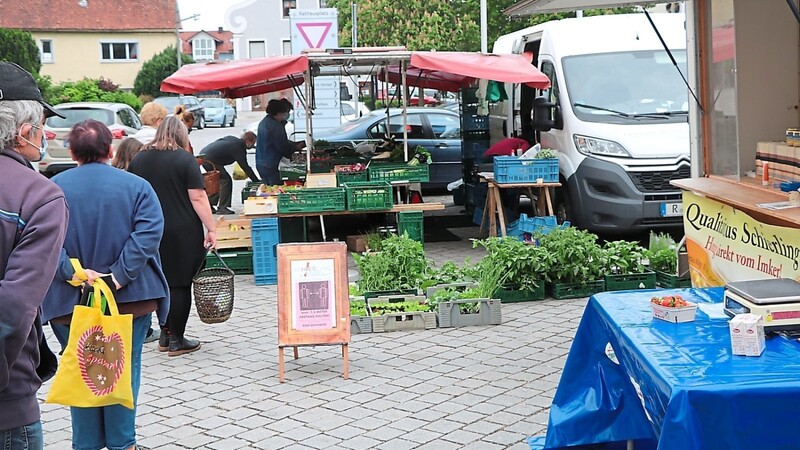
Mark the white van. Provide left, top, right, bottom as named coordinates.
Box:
left=490, top=13, right=690, bottom=234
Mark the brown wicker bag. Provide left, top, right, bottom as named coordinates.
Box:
left=202, top=160, right=221, bottom=196
left=192, top=249, right=234, bottom=324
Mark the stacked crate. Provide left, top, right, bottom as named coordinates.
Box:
left=461, top=87, right=490, bottom=213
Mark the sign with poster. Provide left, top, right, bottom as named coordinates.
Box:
left=289, top=8, right=341, bottom=134
left=682, top=191, right=800, bottom=287
left=277, top=242, right=349, bottom=382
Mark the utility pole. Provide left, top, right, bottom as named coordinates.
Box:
left=480, top=0, right=487, bottom=53
left=175, top=8, right=200, bottom=69
left=351, top=2, right=357, bottom=47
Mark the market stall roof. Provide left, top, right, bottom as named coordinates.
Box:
left=160, top=54, right=308, bottom=98
left=505, top=0, right=649, bottom=16
left=384, top=51, right=551, bottom=92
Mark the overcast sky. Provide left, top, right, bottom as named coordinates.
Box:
left=177, top=0, right=231, bottom=31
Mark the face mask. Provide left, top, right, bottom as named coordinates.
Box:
left=18, top=124, right=47, bottom=162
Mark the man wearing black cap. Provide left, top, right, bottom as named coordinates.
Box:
left=0, top=62, right=69, bottom=449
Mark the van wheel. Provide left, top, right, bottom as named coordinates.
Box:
left=555, top=185, right=575, bottom=226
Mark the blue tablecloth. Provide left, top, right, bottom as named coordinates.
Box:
left=543, top=287, right=800, bottom=450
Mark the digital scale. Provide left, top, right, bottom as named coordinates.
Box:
left=724, top=278, right=800, bottom=332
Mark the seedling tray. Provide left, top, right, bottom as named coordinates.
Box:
left=438, top=298, right=502, bottom=328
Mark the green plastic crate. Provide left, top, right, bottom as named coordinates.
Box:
left=280, top=170, right=307, bottom=181
left=550, top=280, right=606, bottom=300
left=343, top=181, right=393, bottom=211
left=398, top=211, right=424, bottom=243
left=336, top=170, right=368, bottom=185
left=655, top=270, right=692, bottom=288
left=311, top=157, right=366, bottom=174
left=277, top=188, right=346, bottom=213
left=241, top=181, right=260, bottom=202
left=495, top=284, right=545, bottom=303
left=204, top=250, right=253, bottom=275
left=368, top=163, right=430, bottom=183
left=604, top=270, right=656, bottom=292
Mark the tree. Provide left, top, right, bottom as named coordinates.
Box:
left=133, top=46, right=193, bottom=99
left=0, top=28, right=41, bottom=74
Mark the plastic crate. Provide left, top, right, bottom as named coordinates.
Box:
left=241, top=181, right=260, bottom=202
left=604, top=270, right=656, bottom=292
left=351, top=316, right=373, bottom=334
left=205, top=250, right=253, bottom=275
left=462, top=115, right=489, bottom=131
left=363, top=289, right=419, bottom=300
left=495, top=284, right=545, bottom=303
left=335, top=170, right=368, bottom=185
left=368, top=164, right=430, bottom=183
left=550, top=280, right=606, bottom=300
left=462, top=130, right=490, bottom=141
left=251, top=218, right=279, bottom=286
left=343, top=181, right=393, bottom=211
left=438, top=298, right=502, bottom=328
left=280, top=170, right=307, bottom=182
left=277, top=187, right=346, bottom=213
left=518, top=214, right=570, bottom=236
left=461, top=87, right=480, bottom=105
left=493, top=157, right=559, bottom=184
left=398, top=211, right=424, bottom=243
left=655, top=270, right=692, bottom=288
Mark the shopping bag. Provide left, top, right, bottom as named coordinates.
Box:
left=232, top=162, right=247, bottom=181
left=47, top=278, right=134, bottom=409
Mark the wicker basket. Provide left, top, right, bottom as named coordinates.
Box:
left=192, top=249, right=234, bottom=324
left=200, top=159, right=220, bottom=196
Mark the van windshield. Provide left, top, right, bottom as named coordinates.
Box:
left=562, top=50, right=689, bottom=124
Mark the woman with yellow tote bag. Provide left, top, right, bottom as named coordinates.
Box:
left=48, top=278, right=133, bottom=409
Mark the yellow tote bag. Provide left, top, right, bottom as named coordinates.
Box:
left=47, top=278, right=134, bottom=409
left=232, top=162, right=247, bottom=181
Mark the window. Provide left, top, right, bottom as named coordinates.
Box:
left=369, top=114, right=426, bottom=139
left=117, top=107, right=141, bottom=129
left=100, top=42, right=138, bottom=61
left=341, top=103, right=355, bottom=116
left=40, top=39, right=53, bottom=63
left=283, top=0, right=296, bottom=18
left=249, top=40, right=266, bottom=58
left=193, top=37, right=214, bottom=60
left=282, top=40, right=292, bottom=56
left=427, top=113, right=460, bottom=139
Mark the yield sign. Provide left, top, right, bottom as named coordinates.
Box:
left=296, top=22, right=333, bottom=49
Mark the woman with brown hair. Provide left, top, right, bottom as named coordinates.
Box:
left=173, top=105, right=195, bottom=153
left=128, top=116, right=216, bottom=356
left=112, top=137, right=144, bottom=170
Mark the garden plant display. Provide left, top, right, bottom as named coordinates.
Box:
left=648, top=232, right=679, bottom=274
left=473, top=237, right=553, bottom=293
left=353, top=234, right=429, bottom=292
left=603, top=240, right=647, bottom=275
left=537, top=228, right=605, bottom=285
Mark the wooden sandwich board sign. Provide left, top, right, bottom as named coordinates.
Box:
left=277, top=242, right=350, bottom=382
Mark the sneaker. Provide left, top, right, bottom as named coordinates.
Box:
left=217, top=207, right=236, bottom=215
left=168, top=336, right=201, bottom=357
left=143, top=328, right=160, bottom=344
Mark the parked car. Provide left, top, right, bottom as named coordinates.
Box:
left=200, top=98, right=236, bottom=127
left=40, top=102, right=142, bottom=176
left=316, top=107, right=462, bottom=187
left=152, top=95, right=205, bottom=129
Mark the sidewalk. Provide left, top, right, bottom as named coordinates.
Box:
left=38, top=238, right=585, bottom=450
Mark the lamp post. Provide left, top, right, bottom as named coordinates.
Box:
left=175, top=10, right=200, bottom=69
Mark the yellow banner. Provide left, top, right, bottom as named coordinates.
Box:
left=683, top=191, right=800, bottom=287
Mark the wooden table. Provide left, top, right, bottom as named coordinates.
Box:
left=479, top=174, right=561, bottom=237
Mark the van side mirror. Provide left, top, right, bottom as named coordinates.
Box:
left=532, top=96, right=558, bottom=132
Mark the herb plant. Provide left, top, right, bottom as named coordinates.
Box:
left=535, top=148, right=557, bottom=159
left=473, top=237, right=554, bottom=292
left=603, top=240, right=647, bottom=275
left=538, top=228, right=605, bottom=284
left=350, top=300, right=367, bottom=317
left=354, top=234, right=429, bottom=292
left=647, top=232, right=678, bottom=274
left=368, top=301, right=429, bottom=315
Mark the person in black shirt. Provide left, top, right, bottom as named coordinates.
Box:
left=199, top=131, right=259, bottom=214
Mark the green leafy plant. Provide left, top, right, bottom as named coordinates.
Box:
left=603, top=240, right=647, bottom=275
left=50, top=78, right=142, bottom=111
left=538, top=228, right=605, bottom=284
left=354, top=234, right=429, bottom=292
left=368, top=301, right=429, bottom=315
left=473, top=237, right=553, bottom=292
left=420, top=260, right=476, bottom=290
left=350, top=299, right=367, bottom=316
left=535, top=148, right=557, bottom=159
left=647, top=232, right=678, bottom=274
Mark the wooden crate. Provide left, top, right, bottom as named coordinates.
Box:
left=215, top=217, right=252, bottom=250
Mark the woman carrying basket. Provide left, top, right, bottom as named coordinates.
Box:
left=129, top=116, right=216, bottom=356
left=42, top=119, right=168, bottom=450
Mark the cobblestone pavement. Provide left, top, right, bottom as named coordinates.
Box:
left=39, top=218, right=588, bottom=449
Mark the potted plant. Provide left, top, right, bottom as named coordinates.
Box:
left=473, top=237, right=553, bottom=302
left=538, top=227, right=606, bottom=299
left=366, top=295, right=436, bottom=332
left=349, top=298, right=373, bottom=334
left=353, top=234, right=429, bottom=298
left=647, top=232, right=691, bottom=288
left=433, top=258, right=506, bottom=327
left=603, top=240, right=656, bottom=291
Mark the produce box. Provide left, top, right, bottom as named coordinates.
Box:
left=398, top=211, right=424, bottom=243
left=605, top=270, right=656, bottom=292
left=368, top=163, right=430, bottom=183
left=438, top=298, right=502, bottom=328
left=346, top=235, right=367, bottom=253
left=204, top=250, right=253, bottom=275
left=493, top=156, right=559, bottom=184
left=655, top=270, right=692, bottom=288
left=215, top=217, right=251, bottom=250
left=305, top=173, right=337, bottom=188
left=550, top=280, right=605, bottom=300
left=650, top=295, right=697, bottom=323
left=243, top=197, right=278, bottom=215
left=495, top=284, right=545, bottom=303
left=277, top=187, right=346, bottom=213
left=334, top=164, right=369, bottom=185
left=343, top=181, right=393, bottom=211
left=518, top=214, right=567, bottom=235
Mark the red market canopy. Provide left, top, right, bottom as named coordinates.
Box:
left=397, top=51, right=551, bottom=92
left=160, top=55, right=308, bottom=98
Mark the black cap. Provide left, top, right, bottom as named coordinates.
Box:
left=0, top=62, right=65, bottom=119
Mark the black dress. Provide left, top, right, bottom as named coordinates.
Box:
left=129, top=148, right=206, bottom=287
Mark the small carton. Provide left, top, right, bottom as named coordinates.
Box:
left=729, top=313, right=766, bottom=356
left=346, top=235, right=367, bottom=253
left=305, top=173, right=337, bottom=188
left=243, top=197, right=278, bottom=215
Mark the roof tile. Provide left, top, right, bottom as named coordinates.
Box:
left=0, top=0, right=176, bottom=31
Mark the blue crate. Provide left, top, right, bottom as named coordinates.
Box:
left=518, top=214, right=570, bottom=235
left=493, top=157, right=559, bottom=184
left=473, top=208, right=523, bottom=238
left=251, top=218, right=279, bottom=286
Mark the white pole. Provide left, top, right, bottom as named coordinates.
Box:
left=401, top=60, right=408, bottom=162
left=304, top=69, right=313, bottom=173
left=351, top=2, right=358, bottom=47
left=480, top=0, right=488, bottom=53
left=576, top=10, right=583, bottom=18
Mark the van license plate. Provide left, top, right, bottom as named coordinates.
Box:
left=660, top=202, right=683, bottom=217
